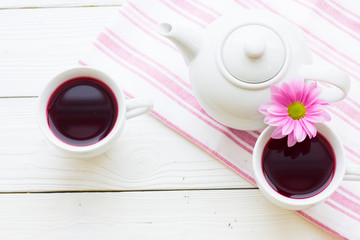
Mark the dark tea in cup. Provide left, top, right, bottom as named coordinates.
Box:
left=47, top=77, right=118, bottom=146
left=261, top=133, right=335, bottom=199
left=253, top=124, right=359, bottom=210
left=39, top=66, right=152, bottom=158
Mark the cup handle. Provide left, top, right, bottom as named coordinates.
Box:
left=344, top=165, right=360, bottom=181
left=299, top=64, right=351, bottom=103
left=125, top=98, right=153, bottom=119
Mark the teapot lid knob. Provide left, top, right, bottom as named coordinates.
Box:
left=221, top=24, right=286, bottom=84
left=244, top=38, right=265, bottom=58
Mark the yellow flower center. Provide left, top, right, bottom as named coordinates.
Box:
left=288, top=102, right=306, bottom=120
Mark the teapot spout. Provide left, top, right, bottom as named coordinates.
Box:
left=158, top=22, right=202, bottom=65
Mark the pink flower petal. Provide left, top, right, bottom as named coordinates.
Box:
left=308, top=81, right=318, bottom=91
left=282, top=82, right=296, bottom=103
left=302, top=118, right=317, bottom=138
left=306, top=105, right=327, bottom=115
left=270, top=84, right=282, bottom=95
left=294, top=120, right=307, bottom=142
left=299, top=83, right=310, bottom=103
left=282, top=118, right=294, bottom=135
left=299, top=119, right=312, bottom=138
left=304, top=87, right=322, bottom=108
left=304, top=114, right=322, bottom=123
left=264, top=114, right=288, bottom=126
left=271, top=126, right=285, bottom=139
left=258, top=103, right=273, bottom=115
left=287, top=131, right=297, bottom=147
left=297, top=86, right=305, bottom=103
left=293, top=78, right=304, bottom=101
left=267, top=105, right=288, bottom=116
left=272, top=93, right=291, bottom=106
left=313, top=99, right=329, bottom=106
left=301, top=82, right=317, bottom=104
left=320, top=111, right=331, bottom=121
left=305, top=111, right=331, bottom=122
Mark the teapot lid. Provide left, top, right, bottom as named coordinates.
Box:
left=222, top=24, right=286, bottom=84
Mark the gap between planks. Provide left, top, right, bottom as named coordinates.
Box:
left=0, top=187, right=258, bottom=194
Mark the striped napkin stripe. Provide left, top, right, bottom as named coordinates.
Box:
left=80, top=1, right=360, bottom=239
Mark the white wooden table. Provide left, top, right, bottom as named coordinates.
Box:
left=0, top=1, right=342, bottom=239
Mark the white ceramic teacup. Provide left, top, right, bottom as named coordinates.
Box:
left=253, top=123, right=360, bottom=210
left=38, top=66, right=153, bottom=158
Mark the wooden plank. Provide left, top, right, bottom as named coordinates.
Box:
left=0, top=98, right=252, bottom=192
left=0, top=0, right=123, bottom=9
left=0, top=7, right=119, bottom=97
left=0, top=190, right=340, bottom=240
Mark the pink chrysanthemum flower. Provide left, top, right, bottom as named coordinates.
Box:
left=259, top=78, right=331, bottom=147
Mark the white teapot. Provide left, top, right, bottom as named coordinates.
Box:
left=158, top=11, right=350, bottom=130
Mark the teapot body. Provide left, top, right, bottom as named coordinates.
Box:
left=188, top=11, right=313, bottom=130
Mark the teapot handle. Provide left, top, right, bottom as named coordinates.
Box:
left=299, top=65, right=351, bottom=103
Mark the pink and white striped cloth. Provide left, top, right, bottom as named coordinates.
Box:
left=80, top=0, right=360, bottom=239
